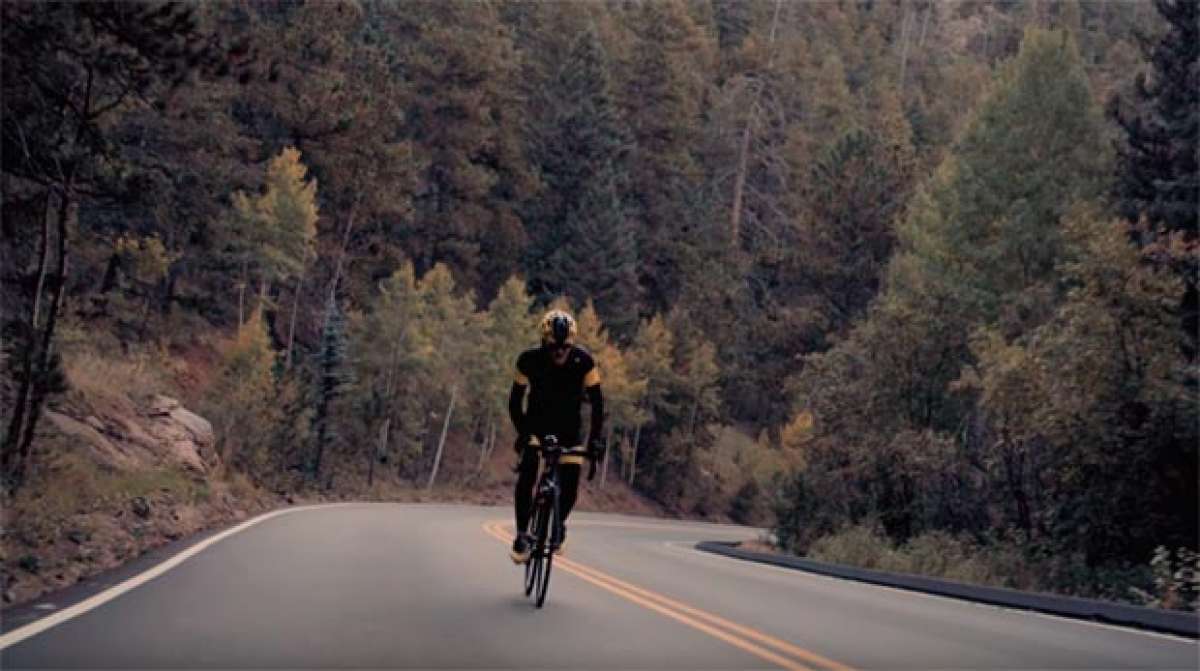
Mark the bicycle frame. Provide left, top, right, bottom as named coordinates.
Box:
left=522, top=436, right=587, bottom=608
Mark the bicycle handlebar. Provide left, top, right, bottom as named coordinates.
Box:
left=530, top=435, right=597, bottom=481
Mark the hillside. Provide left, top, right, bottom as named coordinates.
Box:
left=0, top=342, right=674, bottom=608
left=2, top=1, right=1194, bottom=613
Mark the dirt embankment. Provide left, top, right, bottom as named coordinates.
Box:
left=0, top=380, right=287, bottom=608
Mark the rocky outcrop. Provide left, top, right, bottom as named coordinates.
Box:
left=45, top=394, right=218, bottom=474
left=145, top=395, right=217, bottom=474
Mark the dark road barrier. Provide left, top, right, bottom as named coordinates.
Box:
left=695, top=541, right=1199, bottom=638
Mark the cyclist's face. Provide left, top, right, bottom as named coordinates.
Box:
left=549, top=343, right=570, bottom=366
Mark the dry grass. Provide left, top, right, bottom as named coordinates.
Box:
left=805, top=524, right=1028, bottom=590
left=61, top=347, right=170, bottom=409
left=7, top=448, right=209, bottom=542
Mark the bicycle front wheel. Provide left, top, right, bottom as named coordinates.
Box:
left=534, top=499, right=555, bottom=608
left=523, top=508, right=539, bottom=597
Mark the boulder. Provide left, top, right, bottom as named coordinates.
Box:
left=130, top=497, right=151, bottom=519
left=170, top=406, right=216, bottom=465
left=43, top=411, right=139, bottom=470
left=148, top=395, right=180, bottom=416
left=142, top=397, right=218, bottom=474
left=44, top=396, right=219, bottom=475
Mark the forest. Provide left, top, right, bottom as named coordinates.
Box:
left=2, top=0, right=1196, bottom=609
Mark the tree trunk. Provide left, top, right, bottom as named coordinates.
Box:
left=237, top=259, right=247, bottom=329
left=371, top=416, right=390, bottom=488
left=729, top=0, right=783, bottom=246
left=629, top=423, right=642, bottom=486
left=898, top=9, right=914, bottom=93
left=14, top=190, right=72, bottom=485
left=257, top=277, right=270, bottom=319
left=688, top=400, right=699, bottom=439
left=162, top=267, right=178, bottom=316
left=601, top=425, right=614, bottom=487
left=982, top=8, right=992, bottom=62
left=918, top=2, right=933, bottom=48
left=30, top=194, right=51, bottom=329
left=427, top=387, right=457, bottom=490
left=327, top=198, right=360, bottom=307
left=478, top=417, right=495, bottom=473
left=373, top=341, right=401, bottom=482
left=729, top=121, right=753, bottom=245
left=2, top=197, right=52, bottom=476
left=285, top=275, right=303, bottom=369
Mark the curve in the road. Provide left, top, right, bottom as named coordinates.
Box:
left=483, top=520, right=852, bottom=671
left=0, top=503, right=353, bottom=651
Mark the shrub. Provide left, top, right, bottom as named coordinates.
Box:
left=1131, top=547, right=1200, bottom=611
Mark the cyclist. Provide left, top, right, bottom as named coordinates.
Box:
left=508, top=309, right=605, bottom=563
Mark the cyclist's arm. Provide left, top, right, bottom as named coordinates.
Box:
left=585, top=367, right=603, bottom=445
left=509, top=368, right=529, bottom=434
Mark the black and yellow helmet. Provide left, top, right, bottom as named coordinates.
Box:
left=540, top=309, right=576, bottom=347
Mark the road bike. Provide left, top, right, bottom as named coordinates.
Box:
left=522, top=434, right=591, bottom=608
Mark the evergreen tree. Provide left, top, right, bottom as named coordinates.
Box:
left=1109, top=0, right=1198, bottom=358
left=891, top=28, right=1108, bottom=337
left=558, top=172, right=640, bottom=341
left=311, top=295, right=350, bottom=483
left=620, top=0, right=710, bottom=313
left=524, top=20, right=637, bottom=338
left=387, top=1, right=535, bottom=297
left=789, top=124, right=915, bottom=337
left=1111, top=0, right=1197, bottom=236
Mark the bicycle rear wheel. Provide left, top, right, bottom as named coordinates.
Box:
left=534, top=499, right=555, bottom=608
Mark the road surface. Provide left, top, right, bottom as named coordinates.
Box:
left=2, top=504, right=1195, bottom=669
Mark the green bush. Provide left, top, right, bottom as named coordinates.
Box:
left=808, top=525, right=1020, bottom=589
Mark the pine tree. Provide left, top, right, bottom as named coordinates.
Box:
left=1111, top=0, right=1197, bottom=236
left=559, top=172, right=640, bottom=341
left=524, top=20, right=637, bottom=337
left=891, top=28, right=1108, bottom=335
left=310, top=295, right=350, bottom=484
left=788, top=123, right=915, bottom=336
left=619, top=0, right=710, bottom=313
left=386, top=1, right=534, bottom=296
left=1109, top=0, right=1198, bottom=358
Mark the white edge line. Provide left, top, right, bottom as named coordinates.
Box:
left=664, top=541, right=1199, bottom=646
left=0, top=503, right=353, bottom=650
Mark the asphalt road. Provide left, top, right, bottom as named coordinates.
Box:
left=2, top=503, right=1195, bottom=669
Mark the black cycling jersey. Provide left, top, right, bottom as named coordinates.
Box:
left=509, top=345, right=601, bottom=447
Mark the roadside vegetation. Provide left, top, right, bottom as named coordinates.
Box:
left=2, top=1, right=1194, bottom=611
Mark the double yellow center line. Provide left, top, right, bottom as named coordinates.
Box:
left=481, top=521, right=852, bottom=671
